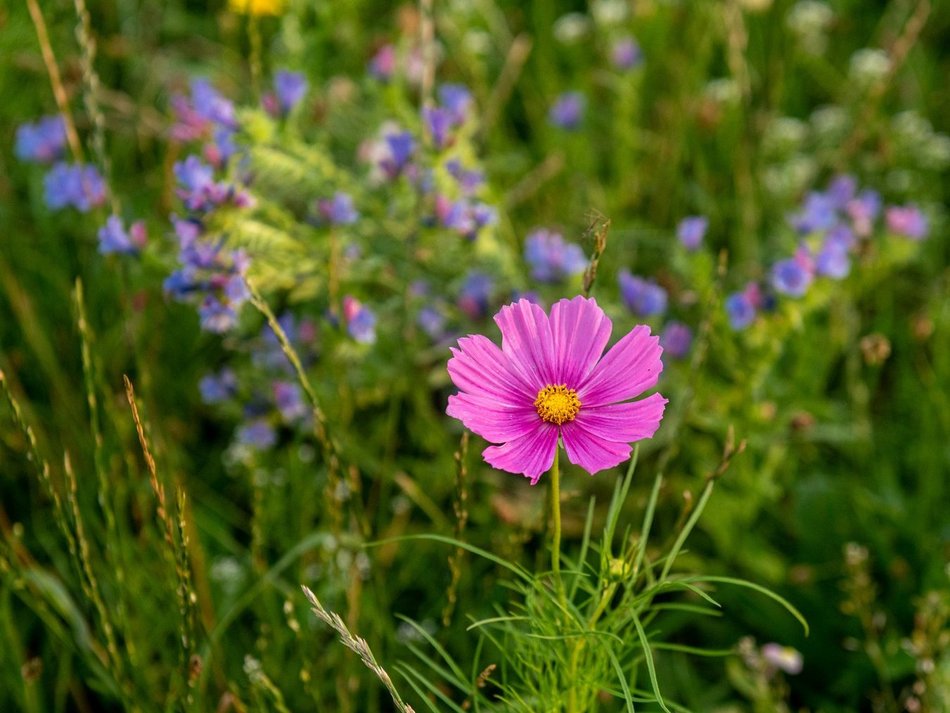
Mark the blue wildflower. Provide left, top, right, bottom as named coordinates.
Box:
left=97, top=215, right=146, bottom=255
left=380, top=131, right=415, bottom=178
left=236, top=419, right=277, bottom=450
left=435, top=196, right=495, bottom=240
left=273, top=381, right=308, bottom=424
left=318, top=192, right=359, bottom=225
left=619, top=271, right=668, bottom=317
left=725, top=283, right=762, bottom=330
left=816, top=238, right=851, bottom=279
left=15, top=115, right=67, bottom=164
left=423, top=106, right=454, bottom=150
left=438, top=84, right=472, bottom=124
left=343, top=296, right=376, bottom=344
left=274, top=70, right=308, bottom=113
left=199, top=296, right=239, bottom=333
left=549, top=92, right=585, bottom=130
left=172, top=78, right=237, bottom=143
left=43, top=162, right=107, bottom=212
left=826, top=223, right=856, bottom=250
left=524, top=228, right=587, bottom=283
left=826, top=174, right=857, bottom=209
left=173, top=155, right=242, bottom=212
left=791, top=192, right=837, bottom=234
left=445, top=159, right=484, bottom=195
left=660, top=321, right=693, bottom=359
left=611, top=36, right=643, bottom=71
left=417, top=306, right=447, bottom=340
left=846, top=189, right=881, bottom=236
left=165, top=217, right=250, bottom=333
left=457, top=272, right=493, bottom=320
left=771, top=248, right=815, bottom=297
left=677, top=216, right=708, bottom=251
left=199, top=369, right=238, bottom=404
left=205, top=127, right=239, bottom=168
left=190, top=78, right=237, bottom=130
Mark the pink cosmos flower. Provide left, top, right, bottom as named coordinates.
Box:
left=446, top=296, right=667, bottom=483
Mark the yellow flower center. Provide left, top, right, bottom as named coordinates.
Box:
left=534, top=384, right=581, bottom=425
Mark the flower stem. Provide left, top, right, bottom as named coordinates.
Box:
left=550, top=446, right=564, bottom=604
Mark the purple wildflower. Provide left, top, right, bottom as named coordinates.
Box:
left=173, top=155, right=236, bottom=212
left=204, top=127, right=239, bottom=168
left=611, top=36, right=643, bottom=71
left=771, top=248, right=815, bottom=297
left=199, top=369, right=238, bottom=404
left=97, top=215, right=147, bottom=256
left=423, top=106, right=454, bottom=150
left=368, top=44, right=396, bottom=81
left=846, top=190, right=881, bottom=237
left=885, top=204, right=928, bottom=240
left=190, top=78, right=237, bottom=129
left=165, top=218, right=250, bottom=333
left=438, top=84, right=473, bottom=124
left=660, top=321, right=693, bottom=359
left=43, top=163, right=107, bottom=212
left=15, top=115, right=67, bottom=164
left=458, top=272, right=493, bottom=320
left=725, top=283, right=762, bottom=330
left=236, top=419, right=277, bottom=450
left=199, top=295, right=239, bottom=333
left=816, top=238, right=850, bottom=279
left=826, top=224, right=856, bottom=250
left=445, top=159, right=484, bottom=195
left=418, top=306, right=447, bottom=340
left=619, top=271, right=668, bottom=317
left=549, top=92, right=585, bottom=130
left=171, top=78, right=236, bottom=142
left=826, top=174, right=857, bottom=209
left=791, top=192, right=837, bottom=234
left=677, top=216, right=708, bottom=251
left=380, top=131, right=415, bottom=179
left=274, top=70, right=308, bottom=113
left=342, top=296, right=376, bottom=344
left=512, top=290, right=543, bottom=306
left=273, top=381, right=308, bottom=423
left=524, top=228, right=587, bottom=283
left=435, top=196, right=495, bottom=240
left=318, top=192, right=359, bottom=225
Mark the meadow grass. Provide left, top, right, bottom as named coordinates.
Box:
left=1, top=1, right=947, bottom=711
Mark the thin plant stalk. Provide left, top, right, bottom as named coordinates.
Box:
left=25, top=0, right=83, bottom=161
left=549, top=446, right=566, bottom=614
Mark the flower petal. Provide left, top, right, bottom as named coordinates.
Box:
left=447, top=334, right=535, bottom=405
left=573, top=393, right=667, bottom=443
left=494, top=299, right=556, bottom=390
left=560, top=421, right=633, bottom=475
left=577, top=325, right=663, bottom=407
left=549, top=296, right=612, bottom=386
left=482, top=423, right=558, bottom=484
left=447, top=392, right=540, bottom=443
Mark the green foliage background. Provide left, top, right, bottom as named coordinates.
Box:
left=0, top=1, right=947, bottom=711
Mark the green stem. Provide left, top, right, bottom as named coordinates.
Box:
left=550, top=446, right=564, bottom=607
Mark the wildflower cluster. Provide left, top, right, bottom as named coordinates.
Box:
left=724, top=175, right=930, bottom=330
left=14, top=114, right=153, bottom=255
left=16, top=115, right=105, bottom=213
left=157, top=63, right=521, bottom=454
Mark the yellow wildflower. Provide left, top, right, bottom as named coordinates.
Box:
left=228, top=0, right=285, bottom=16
